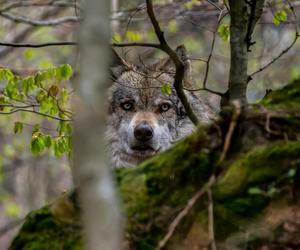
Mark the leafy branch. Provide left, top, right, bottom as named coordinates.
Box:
left=0, top=65, right=74, bottom=157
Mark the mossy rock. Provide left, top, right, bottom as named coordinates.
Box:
left=9, top=78, right=300, bottom=249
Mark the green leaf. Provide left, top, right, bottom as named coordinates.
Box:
left=125, top=31, right=142, bottom=42
left=4, top=199, right=20, bottom=217
left=56, top=64, right=73, bottom=81
left=38, top=59, right=54, bottom=69
left=4, top=80, right=19, bottom=99
left=23, top=49, right=36, bottom=61
left=267, top=187, right=279, bottom=197
left=31, top=134, right=45, bottom=155
left=60, top=88, right=69, bottom=105
left=66, top=123, right=73, bottom=134
left=248, top=187, right=263, bottom=195
left=167, top=20, right=178, bottom=33
left=112, top=33, right=122, bottom=43
left=36, top=89, right=47, bottom=103
left=32, top=124, right=40, bottom=134
left=287, top=168, right=296, bottom=178
left=3, top=69, right=14, bottom=81
left=21, top=76, right=35, bottom=94
left=218, top=24, right=230, bottom=42
left=39, top=96, right=58, bottom=116
left=54, top=136, right=69, bottom=157
left=161, top=83, right=172, bottom=96
left=58, top=121, right=67, bottom=134
left=14, top=122, right=23, bottom=134
left=273, top=10, right=287, bottom=26
left=184, top=0, right=197, bottom=10
left=43, top=135, right=53, bottom=148
left=0, top=95, right=8, bottom=104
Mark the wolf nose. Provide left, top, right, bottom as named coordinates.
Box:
left=134, top=122, right=153, bottom=141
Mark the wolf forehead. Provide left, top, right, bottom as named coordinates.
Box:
left=109, top=68, right=180, bottom=107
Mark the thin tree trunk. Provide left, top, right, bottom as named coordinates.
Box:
left=228, top=0, right=265, bottom=103
left=73, top=0, right=123, bottom=249
left=228, top=1, right=249, bottom=103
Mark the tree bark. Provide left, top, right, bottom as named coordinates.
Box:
left=228, top=0, right=265, bottom=103
left=72, top=0, right=123, bottom=249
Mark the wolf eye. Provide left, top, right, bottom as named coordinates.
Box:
left=121, top=101, right=133, bottom=111
left=160, top=103, right=171, bottom=112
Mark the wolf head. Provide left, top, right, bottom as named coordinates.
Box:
left=106, top=46, right=215, bottom=168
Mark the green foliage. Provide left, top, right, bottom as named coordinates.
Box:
left=273, top=10, right=287, bottom=26
left=125, top=30, right=143, bottom=42
left=31, top=133, right=45, bottom=156
left=184, top=0, right=198, bottom=10
left=23, top=49, right=36, bottom=61
left=218, top=24, right=230, bottom=42
left=3, top=198, right=21, bottom=218
left=55, top=64, right=73, bottom=81
left=167, top=20, right=178, bottom=33
left=112, top=33, right=122, bottom=43
left=0, top=65, right=73, bottom=158
left=13, top=122, right=23, bottom=134
left=161, top=83, right=172, bottom=96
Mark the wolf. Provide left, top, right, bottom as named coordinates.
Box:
left=106, top=46, right=216, bottom=168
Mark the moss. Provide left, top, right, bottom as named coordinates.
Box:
left=9, top=80, right=300, bottom=249
left=261, top=78, right=300, bottom=109
left=214, top=141, right=300, bottom=199
left=115, top=126, right=216, bottom=248
left=9, top=206, right=82, bottom=250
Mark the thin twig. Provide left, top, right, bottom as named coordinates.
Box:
left=0, top=1, right=81, bottom=13
left=0, top=12, right=80, bottom=26
left=206, top=0, right=222, bottom=11
left=145, top=0, right=199, bottom=125
left=183, top=86, right=224, bottom=97
left=0, top=108, right=72, bottom=121
left=208, top=181, right=217, bottom=250
left=0, top=41, right=77, bottom=48
left=203, top=8, right=227, bottom=88
left=158, top=176, right=216, bottom=249
left=112, top=42, right=160, bottom=48
left=250, top=0, right=299, bottom=78
left=0, top=6, right=62, bottom=57
left=219, top=100, right=242, bottom=162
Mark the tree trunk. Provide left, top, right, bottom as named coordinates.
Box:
left=228, top=0, right=265, bottom=103
left=72, top=0, right=122, bottom=249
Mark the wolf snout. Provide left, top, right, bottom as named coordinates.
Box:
left=134, top=121, right=153, bottom=142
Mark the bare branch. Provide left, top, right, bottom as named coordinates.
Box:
left=0, top=41, right=77, bottom=48
left=112, top=42, right=160, bottom=48
left=0, top=108, right=72, bottom=121
left=145, top=0, right=199, bottom=125
left=158, top=176, right=216, bottom=249
left=218, top=100, right=242, bottom=163
left=203, top=8, right=228, bottom=89
left=0, top=12, right=80, bottom=26
left=0, top=6, right=62, bottom=57
left=207, top=183, right=217, bottom=250
left=250, top=0, right=299, bottom=78
left=183, top=87, right=225, bottom=97
left=0, top=1, right=81, bottom=13
left=250, top=33, right=299, bottom=78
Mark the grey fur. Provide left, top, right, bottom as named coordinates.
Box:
left=106, top=47, right=216, bottom=168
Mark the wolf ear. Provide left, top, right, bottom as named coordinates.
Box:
left=111, top=49, right=130, bottom=79
left=153, top=45, right=193, bottom=88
